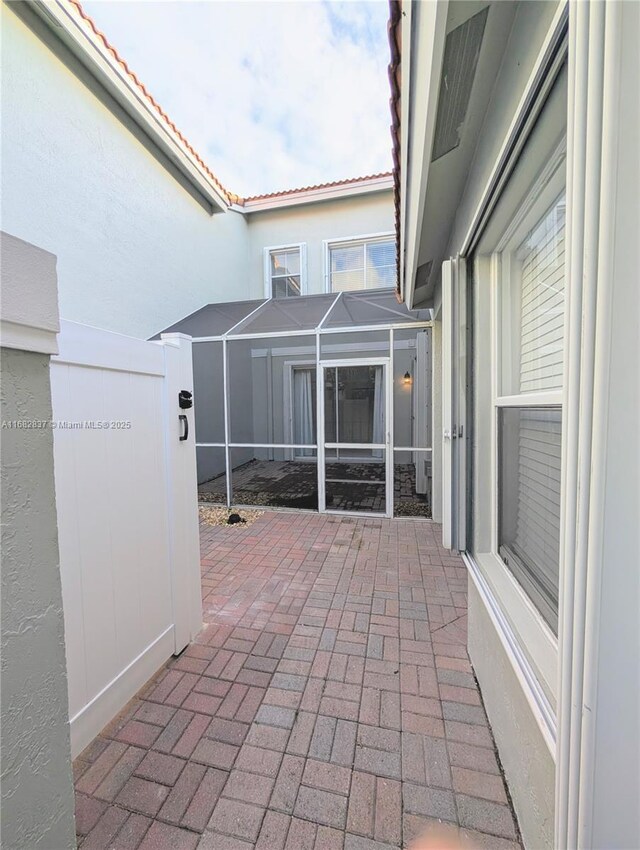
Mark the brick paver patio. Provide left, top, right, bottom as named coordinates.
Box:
left=199, top=460, right=431, bottom=517
left=74, top=511, right=521, bottom=849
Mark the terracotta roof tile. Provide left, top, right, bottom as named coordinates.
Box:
left=241, top=172, right=393, bottom=203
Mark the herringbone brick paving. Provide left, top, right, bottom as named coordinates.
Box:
left=74, top=511, right=522, bottom=849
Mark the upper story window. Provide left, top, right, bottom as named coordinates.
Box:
left=265, top=244, right=306, bottom=299
left=327, top=235, right=396, bottom=292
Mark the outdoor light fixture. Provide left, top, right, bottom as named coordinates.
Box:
left=403, top=371, right=412, bottom=386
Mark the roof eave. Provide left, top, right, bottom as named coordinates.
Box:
left=30, top=0, right=230, bottom=212
left=241, top=174, right=394, bottom=213
left=399, top=1, right=449, bottom=309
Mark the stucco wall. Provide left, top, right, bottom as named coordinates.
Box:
left=0, top=347, right=76, bottom=850
left=246, top=191, right=394, bottom=298
left=468, top=578, right=555, bottom=850
left=1, top=4, right=249, bottom=340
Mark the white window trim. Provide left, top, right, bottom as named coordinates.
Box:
left=465, top=551, right=557, bottom=753
left=263, top=243, right=307, bottom=299
left=323, top=231, right=395, bottom=293
left=468, top=249, right=560, bottom=712
left=469, top=151, right=567, bottom=708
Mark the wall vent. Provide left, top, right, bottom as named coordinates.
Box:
left=431, top=6, right=489, bottom=162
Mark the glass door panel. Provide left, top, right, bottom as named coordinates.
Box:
left=323, top=364, right=385, bottom=450
left=321, top=362, right=390, bottom=515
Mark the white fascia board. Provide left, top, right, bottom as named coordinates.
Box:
left=242, top=176, right=394, bottom=213
left=32, top=1, right=229, bottom=213
left=401, top=1, right=448, bottom=309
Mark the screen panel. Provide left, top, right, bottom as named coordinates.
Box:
left=230, top=448, right=318, bottom=510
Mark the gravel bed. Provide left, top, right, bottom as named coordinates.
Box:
left=199, top=506, right=264, bottom=528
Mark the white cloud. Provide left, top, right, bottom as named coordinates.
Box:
left=82, top=0, right=393, bottom=196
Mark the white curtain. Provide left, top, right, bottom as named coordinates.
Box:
left=372, top=366, right=384, bottom=458
left=293, top=369, right=314, bottom=457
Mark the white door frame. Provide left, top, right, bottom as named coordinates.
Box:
left=318, top=357, right=392, bottom=518
left=442, top=257, right=467, bottom=550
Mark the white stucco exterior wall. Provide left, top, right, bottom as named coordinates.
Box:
left=0, top=5, right=249, bottom=340
left=246, top=191, right=394, bottom=298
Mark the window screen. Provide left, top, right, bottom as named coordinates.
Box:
left=498, top=407, right=561, bottom=632
left=329, top=238, right=395, bottom=292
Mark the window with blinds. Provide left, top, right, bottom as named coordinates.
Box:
left=498, top=407, right=561, bottom=631
left=329, top=237, right=396, bottom=292
left=496, top=188, right=566, bottom=634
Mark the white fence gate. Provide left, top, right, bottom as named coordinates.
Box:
left=51, top=321, right=201, bottom=757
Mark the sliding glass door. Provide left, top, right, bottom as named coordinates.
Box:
left=319, top=360, right=391, bottom=516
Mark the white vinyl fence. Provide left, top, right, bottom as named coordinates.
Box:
left=51, top=321, right=201, bottom=757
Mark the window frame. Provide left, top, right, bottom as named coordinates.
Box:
left=282, top=359, right=317, bottom=461
left=492, top=154, right=566, bottom=555
left=323, top=231, right=395, bottom=293
left=492, top=167, right=566, bottom=638
left=495, top=156, right=566, bottom=406
left=471, top=144, right=567, bottom=705
left=263, top=243, right=307, bottom=299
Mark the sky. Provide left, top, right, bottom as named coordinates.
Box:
left=82, top=0, right=393, bottom=197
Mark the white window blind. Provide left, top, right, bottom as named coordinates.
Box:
left=518, top=193, right=566, bottom=392
left=515, top=410, right=562, bottom=582
left=499, top=407, right=561, bottom=631
left=329, top=238, right=395, bottom=292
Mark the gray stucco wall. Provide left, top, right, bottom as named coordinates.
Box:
left=1, top=347, right=76, bottom=850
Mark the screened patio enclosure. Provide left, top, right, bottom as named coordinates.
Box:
left=159, top=290, right=433, bottom=518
